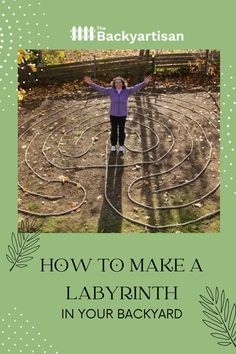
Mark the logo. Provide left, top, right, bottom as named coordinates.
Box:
left=71, top=26, right=96, bottom=41
left=70, top=26, right=184, bottom=43
left=71, top=26, right=105, bottom=41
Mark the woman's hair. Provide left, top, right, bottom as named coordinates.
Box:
left=111, top=77, right=127, bottom=89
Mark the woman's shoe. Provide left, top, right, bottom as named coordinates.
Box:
left=111, top=146, right=116, bottom=152
left=118, top=146, right=125, bottom=152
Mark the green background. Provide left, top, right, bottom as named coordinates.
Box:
left=1, top=0, right=236, bottom=353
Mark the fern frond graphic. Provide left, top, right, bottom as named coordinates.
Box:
left=200, top=286, right=236, bottom=347
left=6, top=218, right=40, bottom=271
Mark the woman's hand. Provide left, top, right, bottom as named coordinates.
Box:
left=144, top=75, right=152, bottom=84
left=84, top=76, right=93, bottom=84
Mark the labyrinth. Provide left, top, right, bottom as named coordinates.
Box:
left=18, top=88, right=220, bottom=232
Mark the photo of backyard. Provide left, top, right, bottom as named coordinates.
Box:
left=18, top=49, right=220, bottom=233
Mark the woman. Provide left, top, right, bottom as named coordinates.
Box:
left=84, top=75, right=152, bottom=152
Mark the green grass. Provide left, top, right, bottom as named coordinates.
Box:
left=36, top=211, right=220, bottom=234
left=28, top=202, right=40, bottom=212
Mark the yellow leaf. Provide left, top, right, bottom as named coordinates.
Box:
left=58, top=175, right=69, bottom=183
left=28, top=63, right=37, bottom=72
left=18, top=88, right=26, bottom=101
left=17, top=50, right=30, bottom=64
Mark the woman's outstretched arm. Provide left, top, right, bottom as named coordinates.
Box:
left=128, top=75, right=152, bottom=95
left=83, top=76, right=111, bottom=95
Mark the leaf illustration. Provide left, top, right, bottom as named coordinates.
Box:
left=224, top=298, right=230, bottom=322
left=200, top=286, right=236, bottom=348
left=17, top=264, right=27, bottom=268
left=229, top=304, right=236, bottom=331
left=206, top=286, right=214, bottom=302
left=203, top=320, right=225, bottom=333
left=221, top=290, right=225, bottom=312
left=199, top=300, right=218, bottom=315
left=217, top=341, right=232, bottom=346
left=211, top=333, right=230, bottom=340
left=215, top=287, right=219, bottom=304
left=6, top=218, right=41, bottom=271
left=200, top=294, right=214, bottom=305
left=203, top=311, right=222, bottom=324
left=231, top=323, right=236, bottom=337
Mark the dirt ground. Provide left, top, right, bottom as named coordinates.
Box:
left=18, top=83, right=220, bottom=233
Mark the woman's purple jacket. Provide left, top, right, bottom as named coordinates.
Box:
left=89, top=81, right=146, bottom=116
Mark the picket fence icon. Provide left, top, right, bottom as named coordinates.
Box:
left=70, top=26, right=96, bottom=41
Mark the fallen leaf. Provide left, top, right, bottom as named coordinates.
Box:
left=58, top=175, right=69, bottom=183
left=28, top=63, right=37, bottom=72
left=193, top=202, right=203, bottom=208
